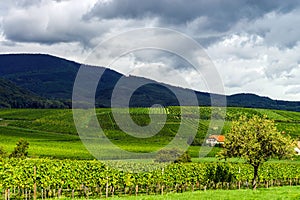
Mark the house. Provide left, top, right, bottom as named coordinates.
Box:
left=206, top=135, right=225, bottom=147
left=295, top=141, right=300, bottom=155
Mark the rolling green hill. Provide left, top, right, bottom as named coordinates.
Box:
left=0, top=107, right=299, bottom=159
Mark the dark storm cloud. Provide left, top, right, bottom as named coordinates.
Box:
left=2, top=0, right=299, bottom=47
left=85, top=0, right=299, bottom=32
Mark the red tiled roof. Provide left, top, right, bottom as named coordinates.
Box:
left=209, top=135, right=225, bottom=142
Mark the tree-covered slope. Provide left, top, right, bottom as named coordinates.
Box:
left=0, top=78, right=68, bottom=108
left=0, top=54, right=80, bottom=99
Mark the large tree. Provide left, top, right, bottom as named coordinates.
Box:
left=219, top=115, right=295, bottom=190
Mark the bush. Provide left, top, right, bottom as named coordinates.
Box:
left=187, top=136, right=204, bottom=146
left=0, top=146, right=7, bottom=158
left=9, top=139, right=29, bottom=158
left=154, top=148, right=192, bottom=163
left=205, top=163, right=236, bottom=185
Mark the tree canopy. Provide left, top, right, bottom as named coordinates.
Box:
left=218, top=115, right=295, bottom=189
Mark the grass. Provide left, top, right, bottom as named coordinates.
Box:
left=0, top=107, right=300, bottom=159
left=111, top=186, right=300, bottom=200
left=191, top=156, right=300, bottom=163
left=55, top=186, right=300, bottom=199
left=0, top=126, right=93, bottom=159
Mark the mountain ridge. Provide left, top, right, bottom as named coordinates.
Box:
left=1, top=53, right=300, bottom=111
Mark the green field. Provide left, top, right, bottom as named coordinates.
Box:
left=109, top=186, right=300, bottom=200
left=1, top=107, right=300, bottom=199
left=0, top=107, right=300, bottom=159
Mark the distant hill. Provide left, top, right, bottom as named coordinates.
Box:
left=0, top=54, right=211, bottom=108
left=0, top=78, right=69, bottom=108
left=0, top=54, right=79, bottom=99
left=0, top=53, right=300, bottom=111
left=228, top=93, right=300, bottom=111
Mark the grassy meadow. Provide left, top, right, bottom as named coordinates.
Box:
left=108, top=186, right=300, bottom=200
left=0, top=107, right=300, bottom=160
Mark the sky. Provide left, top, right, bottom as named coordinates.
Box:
left=1, top=0, right=300, bottom=101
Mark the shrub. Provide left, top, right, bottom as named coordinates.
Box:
left=9, top=139, right=29, bottom=158
left=0, top=146, right=7, bottom=158
left=205, top=163, right=236, bottom=185
left=154, top=148, right=191, bottom=163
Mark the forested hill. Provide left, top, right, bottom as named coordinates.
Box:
left=0, top=78, right=69, bottom=108
left=227, top=93, right=300, bottom=112
left=0, top=53, right=300, bottom=111
left=0, top=54, right=79, bottom=99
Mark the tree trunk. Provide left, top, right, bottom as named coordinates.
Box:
left=252, top=165, right=259, bottom=190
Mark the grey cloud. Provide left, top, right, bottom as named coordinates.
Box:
left=264, top=65, right=298, bottom=80
left=1, top=2, right=102, bottom=46
left=224, top=70, right=263, bottom=88
left=2, top=0, right=300, bottom=48
left=0, top=0, right=41, bottom=14
left=14, top=0, right=42, bottom=7
left=82, top=0, right=300, bottom=48
left=3, top=21, right=74, bottom=44
left=3, top=20, right=97, bottom=46
left=285, top=86, right=300, bottom=95
left=86, top=0, right=298, bottom=32
left=236, top=9, right=300, bottom=48
left=3, top=21, right=84, bottom=45
left=0, top=40, right=18, bottom=47
left=133, top=49, right=193, bottom=71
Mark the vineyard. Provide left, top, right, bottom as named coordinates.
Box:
left=1, top=158, right=300, bottom=199
left=0, top=107, right=300, bottom=198
left=0, top=107, right=300, bottom=159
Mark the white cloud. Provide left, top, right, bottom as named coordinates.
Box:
left=109, top=49, right=208, bottom=92
left=235, top=9, right=300, bottom=48
left=207, top=33, right=300, bottom=100
left=2, top=0, right=99, bottom=45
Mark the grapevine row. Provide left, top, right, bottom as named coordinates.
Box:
left=1, top=158, right=300, bottom=198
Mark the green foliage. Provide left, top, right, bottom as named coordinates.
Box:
left=9, top=139, right=29, bottom=158
left=205, top=163, right=236, bottom=184
left=219, top=115, right=295, bottom=189
left=0, top=146, right=7, bottom=158
left=154, top=148, right=191, bottom=163
left=219, top=115, right=294, bottom=165
left=1, top=158, right=300, bottom=198
left=0, top=78, right=69, bottom=109
left=175, top=151, right=192, bottom=163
